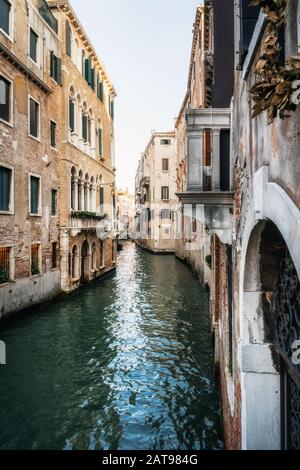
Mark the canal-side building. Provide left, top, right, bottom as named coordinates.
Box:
left=0, top=0, right=62, bottom=318
left=175, top=1, right=234, bottom=289
left=116, top=188, right=135, bottom=241
left=211, top=0, right=300, bottom=450
left=48, top=1, right=117, bottom=293
left=135, top=131, right=177, bottom=253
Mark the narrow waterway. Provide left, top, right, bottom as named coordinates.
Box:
left=0, top=243, right=222, bottom=450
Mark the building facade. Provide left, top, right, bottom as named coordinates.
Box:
left=135, top=131, right=177, bottom=253
left=213, top=0, right=300, bottom=450
left=0, top=0, right=117, bottom=318
left=0, top=0, right=62, bottom=318
left=48, top=1, right=117, bottom=293
left=116, top=188, right=135, bottom=241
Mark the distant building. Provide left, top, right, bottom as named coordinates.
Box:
left=135, top=132, right=177, bottom=253
left=116, top=188, right=135, bottom=240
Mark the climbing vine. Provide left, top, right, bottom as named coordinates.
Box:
left=250, top=0, right=300, bottom=124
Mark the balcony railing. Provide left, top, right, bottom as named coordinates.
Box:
left=70, top=211, right=107, bottom=230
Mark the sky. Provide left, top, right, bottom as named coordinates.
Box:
left=71, top=0, right=201, bottom=193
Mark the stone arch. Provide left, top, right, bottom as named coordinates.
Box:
left=71, top=244, right=79, bottom=279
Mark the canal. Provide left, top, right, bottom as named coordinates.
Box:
left=0, top=243, right=223, bottom=450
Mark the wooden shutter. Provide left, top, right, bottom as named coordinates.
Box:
left=57, top=57, right=62, bottom=84
left=66, top=21, right=72, bottom=57
left=30, top=176, right=39, bottom=214
left=98, top=128, right=103, bottom=156
left=203, top=129, right=212, bottom=166
left=0, top=0, right=10, bottom=34
left=50, top=51, right=54, bottom=78
left=69, top=100, right=75, bottom=132
left=0, top=166, right=11, bottom=211
left=0, top=76, right=10, bottom=122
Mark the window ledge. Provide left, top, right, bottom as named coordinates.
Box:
left=28, top=133, right=41, bottom=143
left=0, top=211, right=14, bottom=216
left=29, top=213, right=42, bottom=218
left=0, top=118, right=13, bottom=128
left=0, top=28, right=13, bottom=43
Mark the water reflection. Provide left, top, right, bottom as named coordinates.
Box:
left=0, top=243, right=222, bottom=450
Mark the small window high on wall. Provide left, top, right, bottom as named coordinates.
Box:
left=240, top=0, right=261, bottom=66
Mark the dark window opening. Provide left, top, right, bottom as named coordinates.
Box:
left=220, top=129, right=230, bottom=191
left=30, top=176, right=40, bottom=214
left=30, top=28, right=38, bottom=63
left=52, top=242, right=57, bottom=269
left=0, top=75, right=10, bottom=122
left=161, top=186, right=169, bottom=200
left=162, top=158, right=169, bottom=171
left=0, top=0, right=10, bottom=35
left=69, top=100, right=75, bottom=132
left=50, top=120, right=56, bottom=148
left=50, top=51, right=61, bottom=84
left=0, top=246, right=11, bottom=284
left=0, top=165, right=11, bottom=212
left=51, top=189, right=57, bottom=216
left=240, top=0, right=261, bottom=67
left=29, top=98, right=39, bottom=138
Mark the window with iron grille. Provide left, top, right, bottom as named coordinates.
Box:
left=162, top=158, right=169, bottom=171
left=161, top=186, right=169, bottom=201
left=0, top=75, right=11, bottom=123
left=52, top=242, right=57, bottom=269
left=0, top=0, right=11, bottom=36
left=29, top=98, right=40, bottom=139
left=0, top=165, right=12, bottom=212
left=31, top=244, right=40, bottom=276
left=50, top=121, right=56, bottom=148
left=30, top=175, right=40, bottom=215
left=0, top=246, right=11, bottom=284
left=29, top=28, right=38, bottom=63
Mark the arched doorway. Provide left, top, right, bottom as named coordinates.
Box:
left=81, top=240, right=90, bottom=284
left=242, top=220, right=300, bottom=449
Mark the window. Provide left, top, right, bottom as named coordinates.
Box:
left=91, top=242, right=96, bottom=270
left=160, top=139, right=171, bottom=145
left=98, top=128, right=103, bottom=157
left=31, top=243, right=41, bottom=276
left=0, top=165, right=12, bottom=212
left=30, top=175, right=40, bottom=215
left=240, top=0, right=261, bottom=66
left=161, top=186, right=169, bottom=201
left=0, top=75, right=11, bottom=123
left=29, top=28, right=38, bottom=63
left=162, top=225, right=171, bottom=239
left=29, top=97, right=40, bottom=139
left=82, top=113, right=88, bottom=142
left=0, top=0, right=11, bottom=36
left=52, top=242, right=57, bottom=269
left=97, top=78, right=103, bottom=102
left=66, top=21, right=72, bottom=57
left=84, top=57, right=95, bottom=89
left=51, top=189, right=57, bottom=216
left=0, top=246, right=11, bottom=284
left=162, top=158, right=169, bottom=171
left=71, top=245, right=78, bottom=279
left=50, top=51, right=61, bottom=83
left=99, top=186, right=104, bottom=213
left=109, top=96, right=114, bottom=119
left=50, top=120, right=56, bottom=148
left=161, top=209, right=171, bottom=220
left=69, top=99, right=75, bottom=133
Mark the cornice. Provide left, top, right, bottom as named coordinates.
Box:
left=47, top=1, right=117, bottom=97
left=0, top=42, right=53, bottom=94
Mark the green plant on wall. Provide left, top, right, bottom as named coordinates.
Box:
left=250, top=0, right=300, bottom=124
left=71, top=211, right=108, bottom=221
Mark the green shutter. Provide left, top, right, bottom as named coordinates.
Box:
left=66, top=21, right=72, bottom=57
left=50, top=50, right=54, bottom=78
left=69, top=100, right=75, bottom=132
left=0, top=166, right=11, bottom=211
left=82, top=114, right=88, bottom=142
left=100, top=187, right=104, bottom=213
left=84, top=58, right=89, bottom=82
left=30, top=176, right=39, bottom=214
left=91, top=67, right=95, bottom=90
left=57, top=57, right=62, bottom=84
left=98, top=128, right=103, bottom=156
left=0, top=0, right=10, bottom=34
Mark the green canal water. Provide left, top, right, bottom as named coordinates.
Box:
left=0, top=243, right=223, bottom=450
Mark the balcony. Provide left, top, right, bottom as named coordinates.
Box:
left=176, top=108, right=233, bottom=244
left=70, top=211, right=107, bottom=231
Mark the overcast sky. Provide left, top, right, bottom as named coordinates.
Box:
left=71, top=0, right=201, bottom=193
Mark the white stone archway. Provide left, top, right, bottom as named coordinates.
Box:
left=238, top=166, right=300, bottom=450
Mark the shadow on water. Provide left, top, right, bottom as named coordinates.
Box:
left=0, top=243, right=223, bottom=450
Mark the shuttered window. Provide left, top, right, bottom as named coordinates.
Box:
left=161, top=186, right=169, bottom=201
left=51, top=189, right=57, bottom=216
left=52, top=242, right=57, bottom=269
left=0, top=166, right=11, bottom=212
left=99, top=187, right=104, bottom=213
left=30, top=176, right=40, bottom=214
left=69, top=100, right=75, bottom=132
left=66, top=21, right=72, bottom=57
left=29, top=28, right=38, bottom=63
left=98, top=128, right=103, bottom=156
left=97, top=79, right=103, bottom=102
left=50, top=121, right=56, bottom=148
left=82, top=114, right=88, bottom=142
left=0, top=75, right=10, bottom=123
left=162, top=158, right=169, bottom=171
left=50, top=51, right=61, bottom=84
left=29, top=98, right=39, bottom=138
left=0, top=0, right=11, bottom=35
left=240, top=0, right=261, bottom=66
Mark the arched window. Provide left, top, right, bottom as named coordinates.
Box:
left=69, top=87, right=75, bottom=133
left=71, top=167, right=77, bottom=210
left=78, top=170, right=83, bottom=211
left=71, top=245, right=78, bottom=279
left=97, top=119, right=103, bottom=157
left=99, top=175, right=104, bottom=214
left=84, top=173, right=89, bottom=210
left=82, top=102, right=88, bottom=142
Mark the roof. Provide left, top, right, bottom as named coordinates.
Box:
left=47, top=0, right=116, bottom=97
left=143, top=131, right=176, bottom=155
